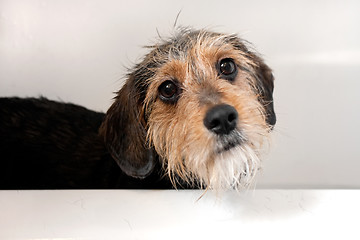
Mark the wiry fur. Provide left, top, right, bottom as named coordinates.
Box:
left=1, top=28, right=275, bottom=191
left=101, top=28, right=276, bottom=190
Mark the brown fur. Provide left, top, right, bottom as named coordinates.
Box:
left=100, top=28, right=275, bottom=190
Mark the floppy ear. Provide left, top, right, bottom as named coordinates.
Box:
left=99, top=77, right=155, bottom=179
left=253, top=56, right=276, bottom=127
left=229, top=37, right=276, bottom=128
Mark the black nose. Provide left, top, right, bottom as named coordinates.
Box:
left=203, top=104, right=238, bottom=135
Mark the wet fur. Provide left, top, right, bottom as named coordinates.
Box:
left=0, top=28, right=275, bottom=190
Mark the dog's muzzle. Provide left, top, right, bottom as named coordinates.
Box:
left=204, top=104, right=245, bottom=153
left=203, top=104, right=238, bottom=135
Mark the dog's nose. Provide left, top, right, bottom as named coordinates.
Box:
left=203, top=104, right=238, bottom=135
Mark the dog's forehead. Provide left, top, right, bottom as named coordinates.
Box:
left=163, top=30, right=240, bottom=60
left=150, top=31, right=243, bottom=82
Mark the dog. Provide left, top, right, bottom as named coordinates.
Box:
left=0, top=28, right=275, bottom=190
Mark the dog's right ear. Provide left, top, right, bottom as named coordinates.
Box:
left=99, top=77, right=155, bottom=179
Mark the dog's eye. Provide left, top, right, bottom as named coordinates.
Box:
left=158, top=80, right=179, bottom=103
left=218, top=58, right=238, bottom=81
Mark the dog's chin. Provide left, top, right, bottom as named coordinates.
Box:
left=215, top=130, right=246, bottom=154
left=208, top=141, right=260, bottom=190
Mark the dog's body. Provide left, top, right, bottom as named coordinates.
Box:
left=0, top=29, right=275, bottom=190
left=0, top=97, right=173, bottom=189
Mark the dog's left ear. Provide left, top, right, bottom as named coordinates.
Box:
left=99, top=76, right=155, bottom=179
left=231, top=38, right=276, bottom=128
left=253, top=56, right=276, bottom=127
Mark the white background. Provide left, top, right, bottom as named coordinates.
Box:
left=1, top=0, right=360, bottom=188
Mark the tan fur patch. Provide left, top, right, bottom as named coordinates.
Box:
left=143, top=31, right=271, bottom=189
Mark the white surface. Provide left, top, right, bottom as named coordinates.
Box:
left=0, top=190, right=359, bottom=240
left=1, top=0, right=360, bottom=188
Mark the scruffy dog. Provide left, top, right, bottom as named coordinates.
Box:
left=0, top=28, right=275, bottom=190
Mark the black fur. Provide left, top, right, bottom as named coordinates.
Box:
left=0, top=97, right=173, bottom=189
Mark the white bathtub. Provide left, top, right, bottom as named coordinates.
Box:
left=0, top=190, right=358, bottom=239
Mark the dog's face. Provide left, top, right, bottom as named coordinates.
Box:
left=100, top=29, right=275, bottom=190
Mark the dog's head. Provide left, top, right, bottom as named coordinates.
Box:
left=100, top=29, right=275, bottom=190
